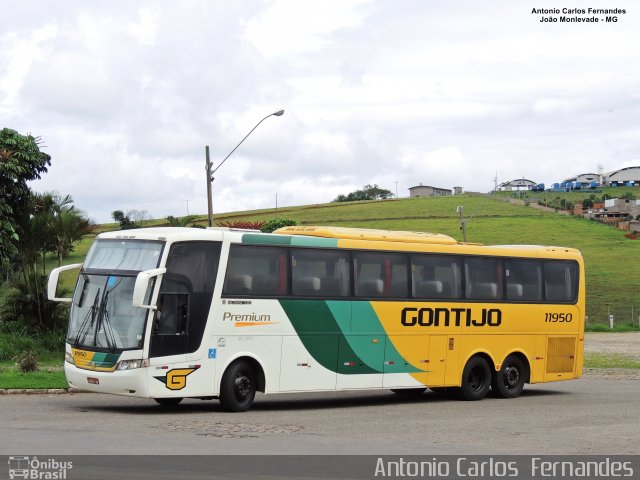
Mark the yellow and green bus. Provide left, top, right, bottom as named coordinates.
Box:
left=48, top=225, right=584, bottom=411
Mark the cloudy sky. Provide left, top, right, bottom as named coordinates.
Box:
left=2, top=0, right=639, bottom=223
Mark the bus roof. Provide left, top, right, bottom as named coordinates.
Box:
left=274, top=226, right=458, bottom=245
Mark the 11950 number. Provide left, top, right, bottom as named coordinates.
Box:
left=545, top=313, right=573, bottom=323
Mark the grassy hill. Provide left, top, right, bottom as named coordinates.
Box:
left=42, top=194, right=640, bottom=327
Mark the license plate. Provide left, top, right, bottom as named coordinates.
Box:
left=87, top=377, right=99, bottom=385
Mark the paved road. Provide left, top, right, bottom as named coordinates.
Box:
left=1, top=375, right=639, bottom=457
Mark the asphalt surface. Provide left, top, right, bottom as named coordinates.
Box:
left=1, top=375, right=639, bottom=456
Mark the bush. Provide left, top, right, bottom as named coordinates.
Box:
left=260, top=218, right=298, bottom=233
left=0, top=275, right=69, bottom=331
left=14, top=350, right=38, bottom=373
left=0, top=321, right=66, bottom=361
left=217, top=220, right=265, bottom=230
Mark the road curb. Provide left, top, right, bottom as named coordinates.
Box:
left=0, top=387, right=85, bottom=395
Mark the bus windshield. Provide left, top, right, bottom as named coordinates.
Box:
left=68, top=239, right=163, bottom=351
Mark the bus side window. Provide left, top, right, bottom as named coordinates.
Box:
left=544, top=261, right=578, bottom=302
left=291, top=249, right=350, bottom=297
left=411, top=255, right=462, bottom=299
left=465, top=257, right=503, bottom=300
left=354, top=252, right=408, bottom=298
left=505, top=259, right=542, bottom=301
left=223, top=245, right=289, bottom=296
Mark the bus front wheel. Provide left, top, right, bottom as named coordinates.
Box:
left=460, top=356, right=491, bottom=401
left=219, top=360, right=257, bottom=412
left=492, top=355, right=526, bottom=398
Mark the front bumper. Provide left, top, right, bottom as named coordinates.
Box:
left=65, top=362, right=150, bottom=397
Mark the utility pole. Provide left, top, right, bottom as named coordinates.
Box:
left=206, top=146, right=213, bottom=227
left=457, top=205, right=468, bottom=242
left=205, top=109, right=284, bottom=229
left=395, top=181, right=398, bottom=199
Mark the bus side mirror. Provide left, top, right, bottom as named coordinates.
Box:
left=48, top=263, right=83, bottom=302
left=132, top=268, right=167, bottom=309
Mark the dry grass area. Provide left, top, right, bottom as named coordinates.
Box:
left=584, top=332, right=640, bottom=360
left=583, top=332, right=640, bottom=379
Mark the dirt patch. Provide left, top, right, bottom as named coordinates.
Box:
left=584, top=332, right=640, bottom=360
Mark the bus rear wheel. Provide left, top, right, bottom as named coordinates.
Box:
left=154, top=397, right=183, bottom=406
left=460, top=356, right=491, bottom=401
left=492, top=355, right=526, bottom=398
left=219, top=360, right=257, bottom=412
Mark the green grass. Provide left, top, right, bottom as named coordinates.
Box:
left=584, top=353, right=640, bottom=369
left=586, top=323, right=640, bottom=332
left=0, top=359, right=67, bottom=389
left=11, top=193, right=640, bottom=326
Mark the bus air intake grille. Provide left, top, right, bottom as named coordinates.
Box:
left=546, top=337, right=576, bottom=374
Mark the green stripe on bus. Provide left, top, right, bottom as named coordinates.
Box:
left=241, top=234, right=292, bottom=246
left=91, top=352, right=120, bottom=367
left=350, top=302, right=422, bottom=374
left=291, top=236, right=338, bottom=248
left=279, top=299, right=379, bottom=374
left=241, top=234, right=338, bottom=248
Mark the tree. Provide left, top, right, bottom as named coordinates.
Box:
left=166, top=215, right=199, bottom=227
left=0, top=128, right=51, bottom=262
left=7, top=191, right=90, bottom=329
left=620, top=191, right=637, bottom=200
left=261, top=218, right=297, bottom=233
left=47, top=193, right=91, bottom=266
left=333, top=184, right=394, bottom=202
left=112, top=209, right=150, bottom=229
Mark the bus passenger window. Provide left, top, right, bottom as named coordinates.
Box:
left=354, top=252, right=408, bottom=298
left=505, top=260, right=542, bottom=301
left=411, top=255, right=461, bottom=299
left=544, top=261, right=578, bottom=302
left=465, top=257, right=502, bottom=300
left=292, top=249, right=350, bottom=297
left=223, top=245, right=289, bottom=297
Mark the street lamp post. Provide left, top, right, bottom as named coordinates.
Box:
left=206, top=109, right=284, bottom=227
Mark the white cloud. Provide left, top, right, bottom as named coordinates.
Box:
left=1, top=0, right=638, bottom=223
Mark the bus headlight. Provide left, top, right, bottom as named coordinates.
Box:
left=116, top=359, right=148, bottom=371
left=65, top=352, right=74, bottom=365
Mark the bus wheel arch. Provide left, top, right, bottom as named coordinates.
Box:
left=218, top=357, right=265, bottom=412
left=492, top=353, right=529, bottom=399
left=459, top=354, right=493, bottom=401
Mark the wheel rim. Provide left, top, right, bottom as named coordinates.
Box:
left=468, top=366, right=485, bottom=392
left=503, top=365, right=521, bottom=389
left=234, top=374, right=253, bottom=401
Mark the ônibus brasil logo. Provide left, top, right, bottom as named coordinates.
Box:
left=8, top=456, right=73, bottom=479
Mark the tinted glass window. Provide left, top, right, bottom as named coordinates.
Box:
left=544, top=261, right=578, bottom=302
left=411, top=255, right=462, bottom=299
left=85, top=239, right=163, bottom=271
left=354, top=252, right=408, bottom=298
left=505, top=259, right=542, bottom=301
left=223, top=245, right=289, bottom=296
left=151, top=241, right=221, bottom=357
left=292, top=249, right=350, bottom=297
left=465, top=257, right=503, bottom=300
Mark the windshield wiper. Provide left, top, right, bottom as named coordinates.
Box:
left=95, top=289, right=118, bottom=352
left=74, top=287, right=118, bottom=352
left=74, top=289, right=101, bottom=347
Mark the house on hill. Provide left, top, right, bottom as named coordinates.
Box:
left=409, top=184, right=452, bottom=197
left=497, top=179, right=537, bottom=191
